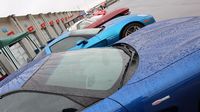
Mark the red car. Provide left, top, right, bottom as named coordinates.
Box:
left=86, top=8, right=130, bottom=28
left=93, top=9, right=107, bottom=16
left=100, top=1, right=106, bottom=8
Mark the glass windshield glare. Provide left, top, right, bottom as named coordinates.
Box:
left=30, top=48, right=130, bottom=91
left=69, top=28, right=101, bottom=36
left=0, top=92, right=82, bottom=112
left=78, top=21, right=91, bottom=29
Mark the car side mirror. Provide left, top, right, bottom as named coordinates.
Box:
left=76, top=40, right=88, bottom=46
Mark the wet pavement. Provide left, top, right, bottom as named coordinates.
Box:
left=106, top=0, right=200, bottom=21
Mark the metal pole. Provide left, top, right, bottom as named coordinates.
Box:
left=52, top=26, right=59, bottom=36
left=57, top=23, right=63, bottom=33
left=5, top=46, right=20, bottom=67
left=26, top=36, right=40, bottom=49
left=1, top=48, right=18, bottom=69
left=44, top=28, right=53, bottom=40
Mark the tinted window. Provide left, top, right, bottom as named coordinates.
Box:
left=50, top=37, right=87, bottom=53
left=0, top=92, right=83, bottom=112
left=28, top=48, right=130, bottom=91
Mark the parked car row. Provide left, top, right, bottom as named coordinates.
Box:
left=69, top=8, right=130, bottom=30
left=36, top=14, right=155, bottom=58
left=1, top=6, right=200, bottom=112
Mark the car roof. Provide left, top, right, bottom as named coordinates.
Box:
left=86, top=8, right=129, bottom=28
left=84, top=16, right=200, bottom=111
left=115, top=16, right=200, bottom=84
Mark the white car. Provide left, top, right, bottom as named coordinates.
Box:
left=68, top=15, right=102, bottom=31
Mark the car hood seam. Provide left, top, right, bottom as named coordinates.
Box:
left=107, top=97, right=129, bottom=112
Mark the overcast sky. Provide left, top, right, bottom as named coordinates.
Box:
left=0, top=0, right=104, bottom=17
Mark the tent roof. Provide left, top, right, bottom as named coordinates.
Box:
left=0, top=32, right=28, bottom=49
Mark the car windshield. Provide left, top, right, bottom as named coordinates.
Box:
left=0, top=47, right=138, bottom=111
left=50, top=36, right=88, bottom=53
left=24, top=48, right=130, bottom=91
left=78, top=20, right=92, bottom=29
left=50, top=28, right=102, bottom=53
left=89, top=15, right=102, bottom=21
left=69, top=28, right=101, bottom=36
left=77, top=16, right=102, bottom=29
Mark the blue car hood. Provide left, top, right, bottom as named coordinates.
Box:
left=115, top=16, right=200, bottom=84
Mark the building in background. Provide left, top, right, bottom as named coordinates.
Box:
left=0, top=10, right=84, bottom=77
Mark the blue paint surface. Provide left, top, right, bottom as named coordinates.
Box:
left=84, top=16, right=200, bottom=112
left=3, top=16, right=200, bottom=112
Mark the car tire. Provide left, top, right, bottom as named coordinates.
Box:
left=121, top=23, right=144, bottom=38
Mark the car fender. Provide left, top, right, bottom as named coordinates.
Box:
left=107, top=46, right=200, bottom=112
left=103, top=15, right=155, bottom=37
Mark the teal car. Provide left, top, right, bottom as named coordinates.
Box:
left=36, top=14, right=155, bottom=58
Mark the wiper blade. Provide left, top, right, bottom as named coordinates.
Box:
left=113, top=43, right=136, bottom=86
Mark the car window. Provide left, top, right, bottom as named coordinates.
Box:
left=89, top=15, right=102, bottom=21
left=70, top=28, right=102, bottom=36
left=77, top=15, right=102, bottom=29
left=77, top=20, right=92, bottom=29
left=50, top=36, right=87, bottom=53
left=25, top=48, right=130, bottom=91
left=0, top=91, right=83, bottom=112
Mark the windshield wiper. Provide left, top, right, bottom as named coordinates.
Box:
left=113, top=43, right=137, bottom=87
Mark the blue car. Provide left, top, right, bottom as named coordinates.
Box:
left=36, top=14, right=155, bottom=58
left=1, top=16, right=200, bottom=112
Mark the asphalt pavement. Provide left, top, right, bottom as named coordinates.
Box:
left=106, top=0, right=200, bottom=21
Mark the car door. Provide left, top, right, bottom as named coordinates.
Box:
left=141, top=73, right=200, bottom=112
left=139, top=56, right=200, bottom=112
